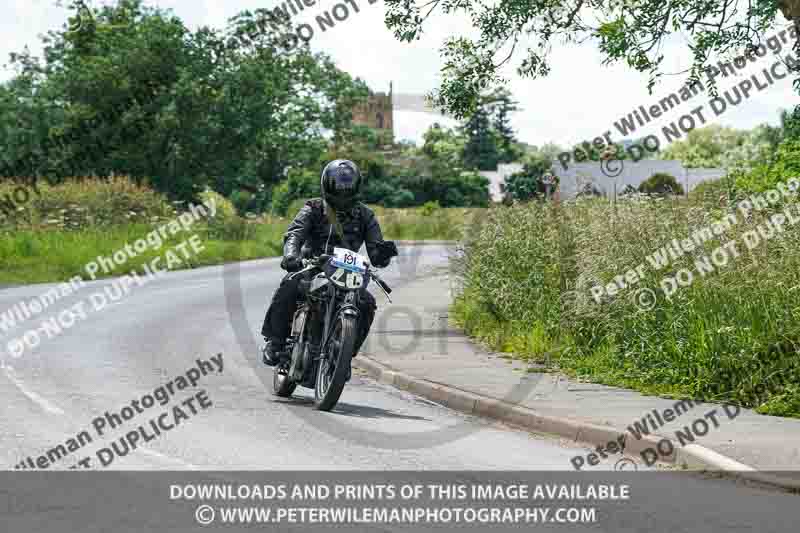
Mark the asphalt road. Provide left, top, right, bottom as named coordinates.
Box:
left=2, top=243, right=799, bottom=532
left=0, top=244, right=600, bottom=471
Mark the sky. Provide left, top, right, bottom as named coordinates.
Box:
left=2, top=0, right=798, bottom=147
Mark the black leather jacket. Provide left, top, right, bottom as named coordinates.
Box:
left=281, top=198, right=391, bottom=270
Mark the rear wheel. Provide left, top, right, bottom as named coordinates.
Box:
left=314, top=315, right=356, bottom=411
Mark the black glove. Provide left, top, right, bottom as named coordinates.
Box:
left=281, top=255, right=303, bottom=272
left=379, top=240, right=399, bottom=259
left=373, top=241, right=399, bottom=268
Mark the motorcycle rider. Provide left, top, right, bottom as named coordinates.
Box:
left=261, top=159, right=398, bottom=366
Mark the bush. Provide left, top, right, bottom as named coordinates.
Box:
left=638, top=173, right=685, bottom=195
left=0, top=176, right=175, bottom=231
left=736, top=139, right=800, bottom=194
left=452, top=197, right=800, bottom=418
left=270, top=169, right=319, bottom=216
left=389, top=171, right=490, bottom=208
left=420, top=201, right=441, bottom=216
left=689, top=178, right=737, bottom=206
left=504, top=153, right=554, bottom=201
left=268, top=138, right=491, bottom=212
left=199, top=189, right=248, bottom=240
left=386, top=188, right=416, bottom=207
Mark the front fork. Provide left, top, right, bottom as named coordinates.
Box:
left=320, top=289, right=360, bottom=359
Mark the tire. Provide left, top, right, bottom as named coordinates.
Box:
left=314, top=314, right=356, bottom=411
left=273, top=364, right=297, bottom=397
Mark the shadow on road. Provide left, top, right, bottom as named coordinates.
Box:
left=272, top=395, right=431, bottom=422
left=334, top=402, right=430, bottom=422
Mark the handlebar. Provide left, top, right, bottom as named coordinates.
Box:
left=301, top=255, right=329, bottom=268
left=373, top=275, right=393, bottom=295
left=297, top=255, right=393, bottom=298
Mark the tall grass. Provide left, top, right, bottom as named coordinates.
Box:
left=374, top=204, right=482, bottom=241
left=452, top=194, right=800, bottom=418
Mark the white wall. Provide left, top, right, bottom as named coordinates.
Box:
left=552, top=161, right=727, bottom=199
left=480, top=163, right=523, bottom=202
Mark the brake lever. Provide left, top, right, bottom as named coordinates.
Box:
left=370, top=271, right=393, bottom=303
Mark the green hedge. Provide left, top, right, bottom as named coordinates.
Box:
left=269, top=166, right=490, bottom=216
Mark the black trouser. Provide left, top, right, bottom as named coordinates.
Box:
left=261, top=272, right=376, bottom=355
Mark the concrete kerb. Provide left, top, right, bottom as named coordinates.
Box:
left=353, top=354, right=800, bottom=491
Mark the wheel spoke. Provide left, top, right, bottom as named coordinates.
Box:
left=315, top=316, right=353, bottom=410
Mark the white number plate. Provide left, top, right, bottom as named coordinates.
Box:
left=331, top=247, right=367, bottom=273
left=331, top=268, right=364, bottom=289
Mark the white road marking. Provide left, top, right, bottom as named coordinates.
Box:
left=3, top=365, right=200, bottom=469
left=3, top=366, right=65, bottom=415
left=3, top=363, right=202, bottom=469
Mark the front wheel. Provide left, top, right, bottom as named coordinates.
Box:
left=314, top=314, right=357, bottom=411
left=273, top=363, right=297, bottom=398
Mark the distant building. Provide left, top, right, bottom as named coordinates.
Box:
left=552, top=160, right=727, bottom=199
left=479, top=163, right=523, bottom=202
left=351, top=83, right=394, bottom=143
left=481, top=160, right=728, bottom=202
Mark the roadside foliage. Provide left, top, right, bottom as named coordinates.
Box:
left=453, top=184, right=800, bottom=418
left=0, top=178, right=469, bottom=284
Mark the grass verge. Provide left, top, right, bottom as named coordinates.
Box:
left=0, top=224, right=284, bottom=285
left=451, top=194, right=800, bottom=418
left=1, top=180, right=474, bottom=284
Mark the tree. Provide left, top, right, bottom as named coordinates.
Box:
left=757, top=108, right=800, bottom=149
left=422, top=123, right=467, bottom=169
left=0, top=0, right=368, bottom=201
left=659, top=125, right=753, bottom=168
left=521, top=142, right=567, bottom=161
left=384, top=0, right=800, bottom=118
left=487, top=88, right=520, bottom=164
left=639, top=173, right=685, bottom=195
left=269, top=168, right=319, bottom=215
left=784, top=108, right=800, bottom=140
left=504, top=151, right=554, bottom=201
left=461, top=102, right=500, bottom=171
left=737, top=138, right=800, bottom=192
left=721, top=129, right=773, bottom=177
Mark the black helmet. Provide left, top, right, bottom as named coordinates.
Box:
left=321, top=159, right=362, bottom=211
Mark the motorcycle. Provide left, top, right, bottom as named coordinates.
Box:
left=272, top=247, right=393, bottom=411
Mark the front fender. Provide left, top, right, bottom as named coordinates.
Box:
left=339, top=305, right=359, bottom=318
left=322, top=304, right=360, bottom=351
